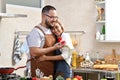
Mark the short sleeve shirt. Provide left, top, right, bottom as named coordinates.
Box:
left=26, top=24, right=52, bottom=48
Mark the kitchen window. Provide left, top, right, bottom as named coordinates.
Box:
left=6, top=0, right=44, bottom=8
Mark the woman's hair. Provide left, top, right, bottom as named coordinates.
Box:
left=56, top=20, right=64, bottom=32
left=50, top=21, right=64, bottom=33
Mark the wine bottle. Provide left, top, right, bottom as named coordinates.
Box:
left=102, top=24, right=105, bottom=34
left=101, top=24, right=105, bottom=40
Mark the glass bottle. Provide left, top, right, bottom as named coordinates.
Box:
left=101, top=24, right=105, bottom=40
left=96, top=30, right=100, bottom=40
left=102, top=24, right=105, bottom=34
left=85, top=52, right=90, bottom=61
left=72, top=50, right=78, bottom=68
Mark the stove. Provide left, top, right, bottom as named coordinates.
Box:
left=0, top=73, right=21, bottom=80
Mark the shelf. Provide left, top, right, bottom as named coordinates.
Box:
left=15, top=31, right=30, bottom=35
left=96, top=20, right=105, bottom=23
left=95, top=1, right=105, bottom=4
left=72, top=68, right=117, bottom=80
left=65, top=31, right=85, bottom=34
left=96, top=40, right=120, bottom=42
left=0, top=13, right=27, bottom=18
left=72, top=68, right=117, bottom=73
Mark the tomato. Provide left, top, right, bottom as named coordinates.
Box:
left=61, top=41, right=66, bottom=45
left=58, top=37, right=62, bottom=42
left=74, top=75, right=82, bottom=80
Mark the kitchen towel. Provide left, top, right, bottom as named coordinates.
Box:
left=13, top=34, right=22, bottom=65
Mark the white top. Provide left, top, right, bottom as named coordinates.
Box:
left=60, top=33, right=74, bottom=66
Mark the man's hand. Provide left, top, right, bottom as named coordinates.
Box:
left=37, top=55, right=47, bottom=62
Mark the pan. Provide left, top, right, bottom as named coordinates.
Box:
left=0, top=66, right=26, bottom=74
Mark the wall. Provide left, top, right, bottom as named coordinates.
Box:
left=0, top=0, right=120, bottom=76
left=45, top=0, right=120, bottom=53
left=0, top=4, right=41, bottom=76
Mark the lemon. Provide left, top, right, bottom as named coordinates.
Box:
left=72, top=78, right=78, bottom=80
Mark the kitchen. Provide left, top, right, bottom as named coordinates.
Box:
left=0, top=0, right=120, bottom=80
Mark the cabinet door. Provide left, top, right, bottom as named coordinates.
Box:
left=106, top=0, right=120, bottom=40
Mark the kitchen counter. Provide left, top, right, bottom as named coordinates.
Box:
left=72, top=68, right=117, bottom=73
left=72, top=68, right=117, bottom=80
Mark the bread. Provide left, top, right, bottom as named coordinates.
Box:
left=93, top=64, right=118, bottom=70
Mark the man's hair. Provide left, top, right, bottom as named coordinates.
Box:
left=42, top=5, right=56, bottom=14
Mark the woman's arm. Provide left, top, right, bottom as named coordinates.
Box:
left=39, top=46, right=70, bottom=61
left=29, top=42, right=64, bottom=57
left=39, top=55, right=64, bottom=61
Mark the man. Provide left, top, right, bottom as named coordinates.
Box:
left=26, top=5, right=64, bottom=77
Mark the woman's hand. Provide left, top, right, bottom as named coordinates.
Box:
left=54, top=42, right=65, bottom=49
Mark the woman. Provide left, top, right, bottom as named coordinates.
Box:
left=39, top=21, right=74, bottom=79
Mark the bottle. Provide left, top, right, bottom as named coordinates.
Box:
left=102, top=24, right=105, bottom=34
left=85, top=52, right=90, bottom=61
left=72, top=51, right=78, bottom=68
left=96, top=30, right=100, bottom=40
left=101, top=24, right=105, bottom=40
left=79, top=55, right=84, bottom=67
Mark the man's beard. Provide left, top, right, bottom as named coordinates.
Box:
left=45, top=20, right=53, bottom=28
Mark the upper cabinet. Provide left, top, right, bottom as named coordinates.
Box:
left=5, top=0, right=44, bottom=8
left=95, top=0, right=120, bottom=42
left=105, top=0, right=120, bottom=42
left=0, top=0, right=27, bottom=18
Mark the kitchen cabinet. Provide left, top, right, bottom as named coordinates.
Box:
left=5, top=0, right=44, bottom=8
left=95, top=0, right=120, bottom=42
left=72, top=68, right=117, bottom=80
left=105, top=0, right=120, bottom=41
left=0, top=0, right=27, bottom=18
